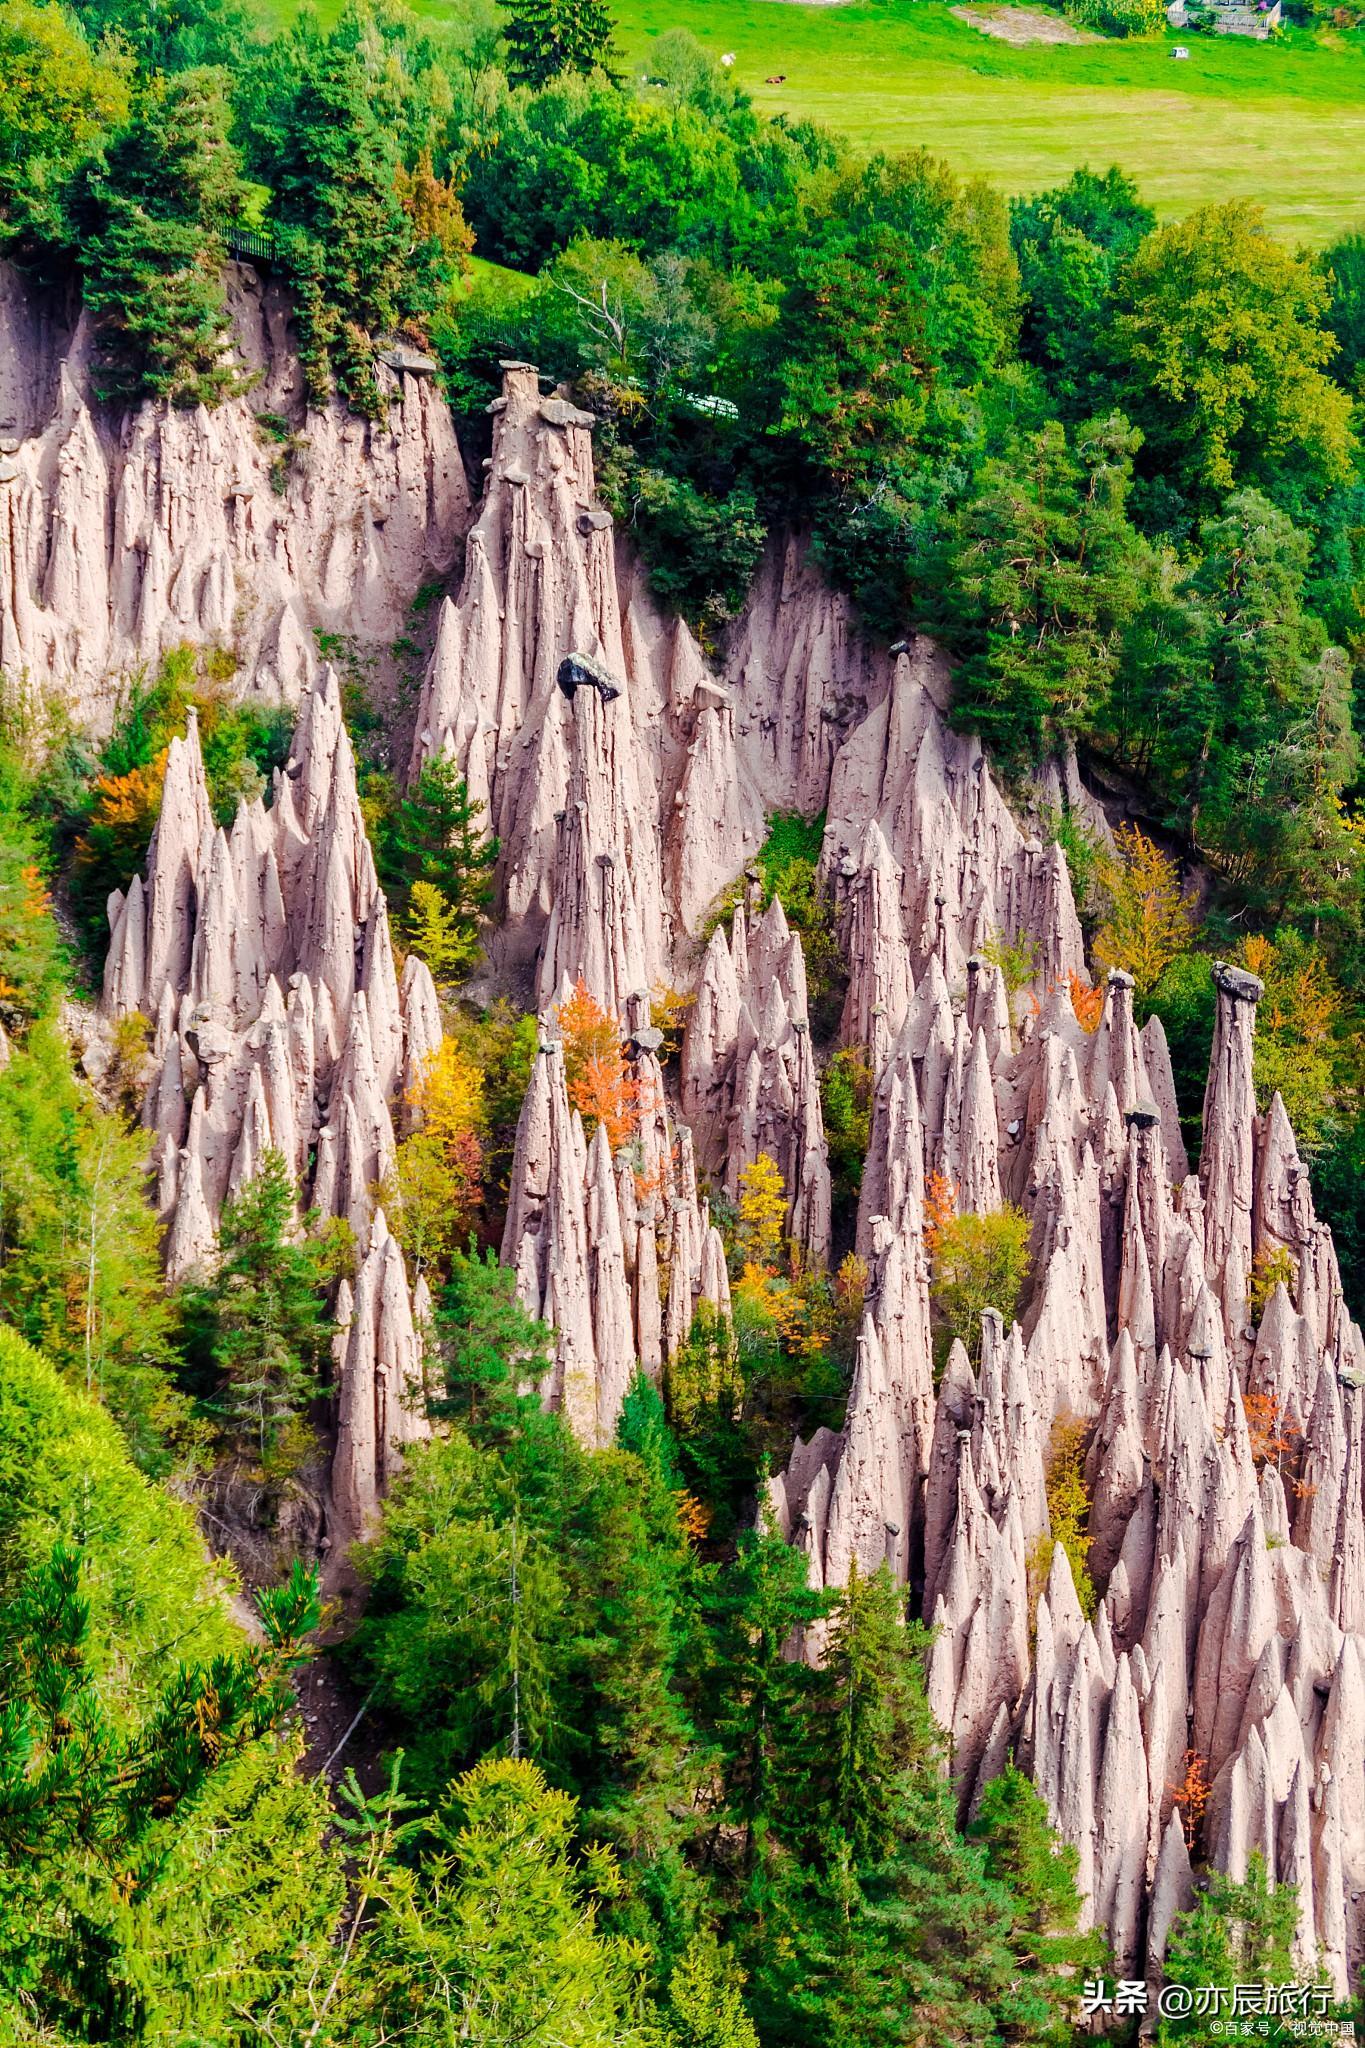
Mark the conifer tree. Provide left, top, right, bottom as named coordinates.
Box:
left=696, top=1522, right=831, bottom=1873
left=0, top=1017, right=186, bottom=1470
left=270, top=34, right=409, bottom=412
left=1158, top=1853, right=1300, bottom=2045
left=427, top=1245, right=553, bottom=1440
left=805, top=1563, right=939, bottom=1865
left=342, top=1757, right=658, bottom=2044
left=178, top=1151, right=337, bottom=1473
left=663, top=1929, right=760, bottom=2048
left=503, top=0, right=617, bottom=88
left=970, top=1764, right=1107, bottom=2041
left=752, top=1568, right=1100, bottom=2048
left=76, top=68, right=243, bottom=405
left=380, top=755, right=498, bottom=980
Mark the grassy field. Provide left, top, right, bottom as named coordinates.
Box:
left=611, top=0, right=1365, bottom=246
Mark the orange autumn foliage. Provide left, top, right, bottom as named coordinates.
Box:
left=923, top=1169, right=958, bottom=1256
left=1169, top=1748, right=1209, bottom=1851
left=79, top=753, right=167, bottom=850
left=1242, top=1388, right=1300, bottom=1471
left=556, top=979, right=641, bottom=1152
left=395, top=150, right=474, bottom=262
left=1068, top=972, right=1104, bottom=1033
left=677, top=1492, right=711, bottom=1543
left=572, top=1051, right=642, bottom=1153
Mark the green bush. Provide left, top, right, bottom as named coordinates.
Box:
left=822, top=1047, right=874, bottom=1202
left=1064, top=0, right=1165, bottom=35
left=930, top=1205, right=1032, bottom=1364
left=620, top=466, right=766, bottom=631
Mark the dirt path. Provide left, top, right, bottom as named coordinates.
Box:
left=291, top=1646, right=390, bottom=1799
left=952, top=4, right=1100, bottom=41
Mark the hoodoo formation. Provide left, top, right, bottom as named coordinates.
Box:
left=6, top=272, right=1364, bottom=2000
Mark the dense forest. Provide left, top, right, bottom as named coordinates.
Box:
left=1, top=0, right=1364, bottom=2039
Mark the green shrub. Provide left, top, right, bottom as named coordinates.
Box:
left=754, top=812, right=844, bottom=1023
left=1064, top=0, right=1165, bottom=34
left=822, top=1047, right=874, bottom=1201
left=616, top=466, right=766, bottom=632
left=930, top=1205, right=1032, bottom=1364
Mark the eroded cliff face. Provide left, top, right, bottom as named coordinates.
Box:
left=0, top=262, right=468, bottom=723
left=78, top=353, right=1365, bottom=1988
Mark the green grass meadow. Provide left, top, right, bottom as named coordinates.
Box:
left=612, top=1, right=1365, bottom=245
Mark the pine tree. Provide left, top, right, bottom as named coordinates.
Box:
left=380, top=756, right=498, bottom=981
left=663, top=1928, right=760, bottom=2048
left=1159, top=1853, right=1300, bottom=2046
left=76, top=68, right=243, bottom=405
left=341, top=1757, right=657, bottom=2044
left=503, top=0, right=617, bottom=88
left=970, top=1764, right=1107, bottom=2043
left=178, top=1151, right=336, bottom=1473
left=270, top=34, right=409, bottom=413
left=427, top=1245, right=553, bottom=1441
left=805, top=1564, right=939, bottom=1866
left=696, top=1523, right=831, bottom=1874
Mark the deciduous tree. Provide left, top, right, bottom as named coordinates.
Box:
left=930, top=1206, right=1031, bottom=1364
left=1109, top=201, right=1353, bottom=512
left=1093, top=823, right=1195, bottom=994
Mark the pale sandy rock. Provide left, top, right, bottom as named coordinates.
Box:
left=0, top=261, right=468, bottom=720
left=61, top=297, right=1365, bottom=1973
left=838, top=819, right=913, bottom=1073
left=821, top=635, right=1085, bottom=991
left=332, top=1213, right=430, bottom=1547
left=1146, top=1810, right=1194, bottom=1973
left=1201, top=963, right=1262, bottom=1343
left=1094, top=1652, right=1149, bottom=1974
left=724, top=538, right=892, bottom=818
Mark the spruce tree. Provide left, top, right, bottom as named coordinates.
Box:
left=271, top=35, right=409, bottom=411
left=178, top=1151, right=335, bottom=1472
left=696, top=1523, right=831, bottom=1875
left=503, top=0, right=617, bottom=89
left=76, top=68, right=243, bottom=405
left=971, top=1764, right=1107, bottom=2043
left=806, top=1563, right=939, bottom=1864
left=428, top=1246, right=553, bottom=1442
left=1159, top=1853, right=1300, bottom=2045
left=752, top=1568, right=1100, bottom=2048
left=380, top=754, right=498, bottom=980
